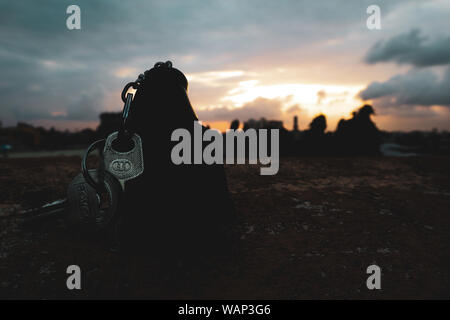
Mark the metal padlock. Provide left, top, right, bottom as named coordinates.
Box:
left=66, top=169, right=121, bottom=230
left=103, top=131, right=144, bottom=191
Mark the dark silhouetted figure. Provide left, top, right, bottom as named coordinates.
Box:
left=118, top=62, right=235, bottom=266
left=335, top=104, right=381, bottom=155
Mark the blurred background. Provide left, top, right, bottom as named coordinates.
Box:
left=1, top=0, right=450, bottom=157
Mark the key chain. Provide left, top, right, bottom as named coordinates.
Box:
left=19, top=62, right=177, bottom=229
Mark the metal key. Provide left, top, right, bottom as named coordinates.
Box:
left=20, top=170, right=120, bottom=231
left=103, top=131, right=144, bottom=191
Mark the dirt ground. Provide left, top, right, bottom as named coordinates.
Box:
left=0, top=156, right=449, bottom=299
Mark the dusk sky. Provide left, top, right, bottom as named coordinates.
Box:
left=1, top=0, right=450, bottom=132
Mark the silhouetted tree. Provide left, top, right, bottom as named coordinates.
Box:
left=230, top=119, right=240, bottom=130
left=308, top=114, right=326, bottom=134
left=302, top=114, right=329, bottom=155
left=97, top=112, right=122, bottom=139
left=335, top=104, right=381, bottom=155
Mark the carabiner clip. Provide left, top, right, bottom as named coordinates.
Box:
left=121, top=82, right=137, bottom=103
left=122, top=92, right=133, bottom=123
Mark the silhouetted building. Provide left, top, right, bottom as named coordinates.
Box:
left=293, top=116, right=299, bottom=131
left=243, top=118, right=285, bottom=131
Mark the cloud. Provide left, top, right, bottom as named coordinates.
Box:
left=358, top=68, right=450, bottom=114
left=197, top=97, right=301, bottom=122
left=365, top=29, right=450, bottom=67
left=0, top=0, right=446, bottom=130
left=66, top=94, right=104, bottom=121
left=285, top=104, right=302, bottom=114
left=317, top=90, right=326, bottom=104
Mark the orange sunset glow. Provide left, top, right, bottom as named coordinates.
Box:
left=1, top=0, right=449, bottom=132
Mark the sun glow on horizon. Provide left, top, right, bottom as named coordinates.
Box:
left=185, top=69, right=369, bottom=132
left=187, top=69, right=365, bottom=116
left=222, top=80, right=365, bottom=118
